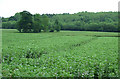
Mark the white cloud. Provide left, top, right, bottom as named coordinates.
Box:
left=0, top=0, right=119, bottom=17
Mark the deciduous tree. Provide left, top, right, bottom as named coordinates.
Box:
left=17, top=11, right=33, bottom=33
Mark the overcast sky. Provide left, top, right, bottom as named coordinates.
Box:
left=0, top=0, right=119, bottom=17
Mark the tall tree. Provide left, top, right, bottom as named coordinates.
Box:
left=49, top=22, right=55, bottom=32
left=17, top=11, right=33, bottom=33
left=33, top=14, right=42, bottom=33
left=55, top=19, right=61, bottom=32
left=42, top=15, right=49, bottom=32
left=14, top=12, right=21, bottom=21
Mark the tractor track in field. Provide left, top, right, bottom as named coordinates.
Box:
left=68, top=34, right=118, bottom=50
left=85, top=35, right=120, bottom=37
left=69, top=37, right=98, bottom=49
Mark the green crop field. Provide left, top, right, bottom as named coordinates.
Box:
left=1, top=29, right=119, bottom=77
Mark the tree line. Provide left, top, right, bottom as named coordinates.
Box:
left=2, top=11, right=61, bottom=33
left=1, top=11, right=119, bottom=32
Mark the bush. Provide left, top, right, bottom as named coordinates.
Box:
left=49, top=28, right=54, bottom=32
left=2, top=21, right=17, bottom=29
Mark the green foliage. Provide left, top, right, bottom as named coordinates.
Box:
left=33, top=14, right=42, bottom=33
left=2, top=17, right=8, bottom=22
left=16, top=12, right=51, bottom=33
left=2, top=29, right=119, bottom=77
left=2, top=21, right=17, bottom=29
left=49, top=12, right=118, bottom=32
left=2, top=11, right=118, bottom=32
left=18, top=11, right=33, bottom=33
left=14, top=12, right=21, bottom=21
left=49, top=22, right=55, bottom=32
left=49, top=28, right=54, bottom=32
left=42, top=15, right=49, bottom=32
left=54, top=19, right=61, bottom=32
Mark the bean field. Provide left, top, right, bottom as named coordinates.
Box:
left=2, top=29, right=119, bottom=77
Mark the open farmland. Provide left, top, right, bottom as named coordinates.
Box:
left=2, top=29, right=119, bottom=77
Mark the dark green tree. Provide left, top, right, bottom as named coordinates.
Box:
left=49, top=22, right=54, bottom=32
left=42, top=15, right=49, bottom=32
left=55, top=19, right=61, bottom=32
left=2, top=17, right=8, bottom=22
left=17, top=11, right=33, bottom=33
left=14, top=12, right=21, bottom=21
left=33, top=14, right=42, bottom=33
